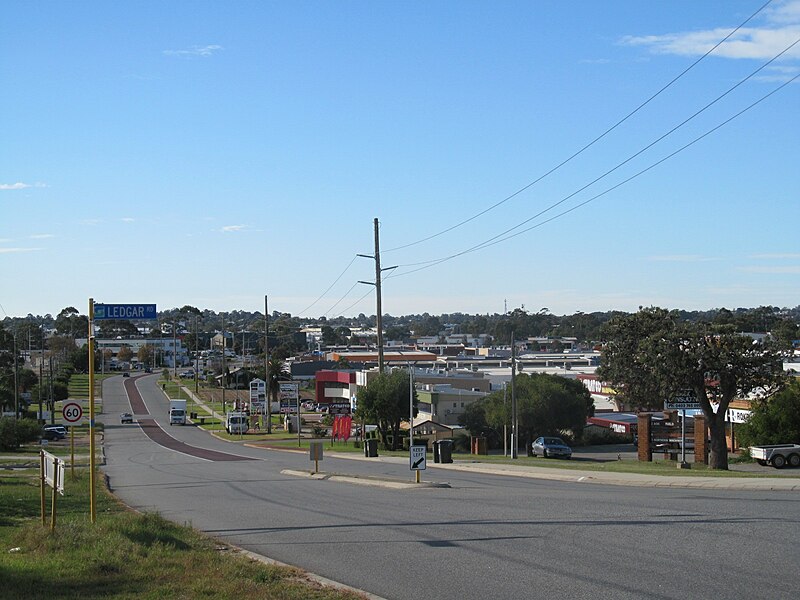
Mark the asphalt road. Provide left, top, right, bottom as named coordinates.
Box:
left=101, top=375, right=800, bottom=600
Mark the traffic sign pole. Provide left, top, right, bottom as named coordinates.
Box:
left=88, top=298, right=96, bottom=523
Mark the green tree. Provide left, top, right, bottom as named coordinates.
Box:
left=599, top=307, right=785, bottom=469
left=737, top=379, right=800, bottom=447
left=55, top=306, right=88, bottom=338
left=356, top=369, right=416, bottom=450
left=137, top=344, right=154, bottom=368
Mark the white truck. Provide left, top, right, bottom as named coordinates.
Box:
left=169, top=399, right=187, bottom=426
left=750, top=444, right=800, bottom=469
left=224, top=411, right=248, bottom=435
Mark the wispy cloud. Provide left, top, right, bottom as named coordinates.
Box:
left=163, top=45, right=223, bottom=58
left=749, top=252, right=800, bottom=259
left=740, top=265, right=800, bottom=273
left=1, top=182, right=47, bottom=190
left=221, top=225, right=246, bottom=233
left=0, top=247, right=43, bottom=254
left=29, top=234, right=55, bottom=239
left=620, top=1, right=800, bottom=63
left=120, top=217, right=135, bottom=223
left=647, top=255, right=718, bottom=263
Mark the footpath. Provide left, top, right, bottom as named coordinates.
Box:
left=177, top=384, right=800, bottom=492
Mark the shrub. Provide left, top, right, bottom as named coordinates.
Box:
left=0, top=417, right=41, bottom=450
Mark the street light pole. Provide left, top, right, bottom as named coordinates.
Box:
left=511, top=330, right=517, bottom=459
left=264, top=295, right=271, bottom=434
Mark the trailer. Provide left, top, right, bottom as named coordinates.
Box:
left=750, top=444, right=800, bottom=469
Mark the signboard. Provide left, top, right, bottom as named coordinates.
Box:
left=249, top=379, right=266, bottom=412
left=94, top=303, right=157, bottom=320
left=328, top=402, right=351, bottom=415
left=42, top=450, right=64, bottom=495
left=665, top=390, right=700, bottom=410
left=309, top=441, right=324, bottom=462
left=410, top=445, right=427, bottom=471
left=279, top=382, right=299, bottom=414
left=726, top=408, right=751, bottom=424
left=62, top=402, right=84, bottom=424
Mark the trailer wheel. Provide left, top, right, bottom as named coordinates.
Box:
left=756, top=459, right=767, bottom=466
left=788, top=453, right=800, bottom=468
left=772, top=454, right=786, bottom=469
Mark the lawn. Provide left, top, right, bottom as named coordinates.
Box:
left=0, top=469, right=365, bottom=600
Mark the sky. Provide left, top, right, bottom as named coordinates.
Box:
left=2, top=0, right=799, bottom=320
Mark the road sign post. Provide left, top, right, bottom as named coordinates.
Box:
left=410, top=445, right=426, bottom=484
left=63, top=402, right=83, bottom=480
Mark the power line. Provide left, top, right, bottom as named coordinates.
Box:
left=295, top=254, right=359, bottom=318
left=382, top=0, right=775, bottom=254
left=386, top=70, right=800, bottom=279
left=323, top=282, right=360, bottom=318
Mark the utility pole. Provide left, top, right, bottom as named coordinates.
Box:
left=357, top=218, right=395, bottom=373
left=511, top=330, right=517, bottom=459
left=221, top=313, right=226, bottom=416
left=264, top=295, right=271, bottom=434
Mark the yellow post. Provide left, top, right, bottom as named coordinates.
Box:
left=40, top=451, right=46, bottom=526
left=70, top=425, right=75, bottom=480
left=88, top=298, right=96, bottom=523
left=416, top=470, right=421, bottom=484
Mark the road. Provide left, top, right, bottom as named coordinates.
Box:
left=101, top=375, right=800, bottom=600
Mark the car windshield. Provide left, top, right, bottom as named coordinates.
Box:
left=545, top=438, right=565, bottom=445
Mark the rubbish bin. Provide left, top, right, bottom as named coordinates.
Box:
left=438, top=439, right=453, bottom=463
left=190, top=412, right=198, bottom=420
left=364, top=438, right=379, bottom=457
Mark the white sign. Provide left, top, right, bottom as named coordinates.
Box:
left=42, top=450, right=64, bottom=495
left=278, top=382, right=299, bottom=401
left=249, top=379, right=266, bottom=412
left=62, top=402, right=84, bottom=424
left=410, top=445, right=427, bottom=471
left=726, top=408, right=751, bottom=424
left=665, top=391, right=700, bottom=410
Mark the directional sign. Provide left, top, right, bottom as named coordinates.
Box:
left=94, top=303, right=157, bottom=320
left=62, top=402, right=84, bottom=424
left=410, top=445, right=427, bottom=471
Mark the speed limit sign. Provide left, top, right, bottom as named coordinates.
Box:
left=62, top=402, right=84, bottom=424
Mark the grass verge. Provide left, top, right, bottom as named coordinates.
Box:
left=0, top=469, right=365, bottom=600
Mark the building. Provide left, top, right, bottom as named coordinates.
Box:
left=415, top=384, right=488, bottom=427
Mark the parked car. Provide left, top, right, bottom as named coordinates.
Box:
left=531, top=436, right=572, bottom=459
left=122, top=372, right=130, bottom=378
left=42, top=426, right=67, bottom=441
left=120, top=412, right=133, bottom=424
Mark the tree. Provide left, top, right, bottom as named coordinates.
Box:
left=137, top=344, right=154, bottom=367
left=356, top=369, right=416, bottom=450
left=599, top=307, right=785, bottom=469
left=737, top=379, right=800, bottom=447
left=460, top=373, right=593, bottom=448
left=55, top=307, right=88, bottom=338
left=118, top=345, right=133, bottom=362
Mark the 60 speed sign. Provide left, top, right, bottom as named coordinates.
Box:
left=62, top=402, right=84, bottom=424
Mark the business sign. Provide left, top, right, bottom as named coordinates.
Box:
left=726, top=408, right=751, bottom=424
left=249, top=379, right=266, bottom=412
left=279, top=382, right=299, bottom=414
left=94, top=303, right=157, bottom=320
left=410, top=445, right=427, bottom=471
left=665, top=390, right=701, bottom=410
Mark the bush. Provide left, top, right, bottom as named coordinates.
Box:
left=0, top=417, right=41, bottom=450
left=579, top=427, right=633, bottom=446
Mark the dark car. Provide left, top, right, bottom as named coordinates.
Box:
left=531, top=436, right=572, bottom=459
left=42, top=426, right=67, bottom=441
left=120, top=412, right=133, bottom=424
left=122, top=372, right=130, bottom=378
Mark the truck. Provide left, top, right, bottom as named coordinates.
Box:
left=750, top=444, right=800, bottom=469
left=224, top=411, right=248, bottom=435
left=169, top=399, right=187, bottom=426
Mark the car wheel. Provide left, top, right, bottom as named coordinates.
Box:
left=756, top=459, right=767, bottom=466
left=788, top=453, right=800, bottom=468
left=772, top=454, right=786, bottom=469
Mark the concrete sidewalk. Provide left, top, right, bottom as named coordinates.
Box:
left=321, top=451, right=800, bottom=491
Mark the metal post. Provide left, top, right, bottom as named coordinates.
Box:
left=511, top=331, right=517, bottom=459
left=264, top=295, right=271, bottom=434
left=13, top=330, right=18, bottom=420
left=88, top=298, right=96, bottom=523
left=409, top=363, right=414, bottom=449
left=194, top=315, right=199, bottom=394
left=373, top=218, right=385, bottom=373
left=503, top=381, right=508, bottom=457
left=221, top=313, right=226, bottom=416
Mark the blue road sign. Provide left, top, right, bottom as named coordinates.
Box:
left=94, top=303, right=157, bottom=320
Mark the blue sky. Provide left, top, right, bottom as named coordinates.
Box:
left=2, top=0, right=799, bottom=320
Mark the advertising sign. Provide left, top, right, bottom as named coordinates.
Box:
left=279, top=382, right=299, bottom=414
left=249, top=379, right=266, bottom=412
